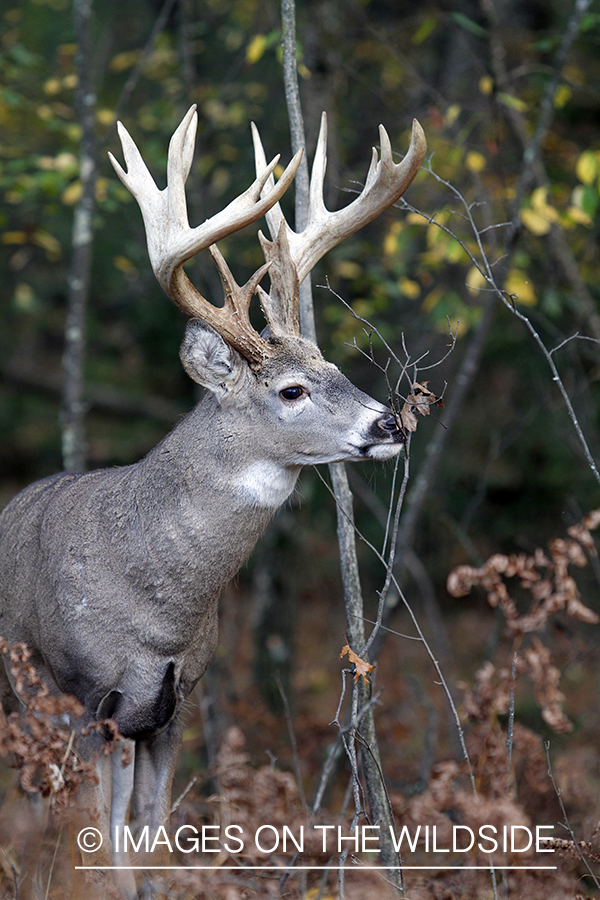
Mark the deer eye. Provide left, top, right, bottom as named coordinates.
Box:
left=279, top=385, right=305, bottom=401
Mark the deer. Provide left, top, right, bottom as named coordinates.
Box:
left=0, top=104, right=426, bottom=897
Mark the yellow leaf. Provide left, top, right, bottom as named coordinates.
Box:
left=520, top=208, right=552, bottom=236
left=466, top=265, right=487, bottom=296
left=109, top=50, right=141, bottom=73
left=412, top=16, right=437, bottom=44
left=95, top=178, right=108, bottom=203
left=383, top=230, right=398, bottom=256
left=96, top=108, right=115, bottom=126
left=334, top=260, right=362, bottom=280
left=114, top=255, right=137, bottom=275
left=553, top=84, right=571, bottom=109
left=55, top=151, right=78, bottom=172
left=567, top=206, right=593, bottom=227
left=14, top=283, right=36, bottom=312
left=405, top=212, right=426, bottom=226
left=36, top=156, right=55, bottom=170
left=62, top=181, right=83, bottom=205
left=466, top=151, right=486, bottom=173
left=66, top=124, right=83, bottom=142
left=505, top=270, right=536, bottom=305
left=497, top=92, right=528, bottom=113
left=422, top=287, right=443, bottom=313
left=575, top=150, right=598, bottom=186
left=445, top=240, right=467, bottom=264
left=246, top=34, right=267, bottom=64
left=383, top=220, right=402, bottom=256
left=43, top=77, right=61, bottom=96
left=1, top=231, right=28, bottom=245
left=479, top=75, right=493, bottom=95
left=33, top=231, right=61, bottom=259
left=398, top=277, right=420, bottom=299
left=531, top=186, right=550, bottom=210
left=444, top=104, right=461, bottom=127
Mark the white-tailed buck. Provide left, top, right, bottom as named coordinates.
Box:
left=0, top=105, right=426, bottom=897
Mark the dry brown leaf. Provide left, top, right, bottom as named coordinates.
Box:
left=339, top=643, right=375, bottom=684
left=400, top=404, right=419, bottom=432
left=400, top=381, right=443, bottom=433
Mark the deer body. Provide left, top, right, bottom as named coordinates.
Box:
left=1, top=330, right=397, bottom=738
left=0, top=106, right=426, bottom=897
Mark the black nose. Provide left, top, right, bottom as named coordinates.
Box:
left=377, top=413, right=400, bottom=434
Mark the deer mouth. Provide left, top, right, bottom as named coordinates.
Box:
left=361, top=437, right=406, bottom=460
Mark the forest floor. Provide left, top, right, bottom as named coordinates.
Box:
left=1, top=583, right=599, bottom=899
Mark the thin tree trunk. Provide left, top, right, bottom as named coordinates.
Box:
left=280, top=0, right=316, bottom=344
left=62, top=0, right=97, bottom=472
left=280, top=0, right=402, bottom=888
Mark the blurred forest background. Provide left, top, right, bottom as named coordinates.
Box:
left=1, top=0, right=600, bottom=897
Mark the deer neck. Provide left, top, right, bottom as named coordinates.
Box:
left=148, top=391, right=301, bottom=510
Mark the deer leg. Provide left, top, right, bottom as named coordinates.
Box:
left=110, top=739, right=137, bottom=899
left=129, top=715, right=184, bottom=896
left=71, top=730, right=135, bottom=900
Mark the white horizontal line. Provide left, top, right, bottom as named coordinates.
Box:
left=75, top=865, right=557, bottom=871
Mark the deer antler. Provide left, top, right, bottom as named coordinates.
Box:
left=109, top=105, right=303, bottom=367
left=110, top=106, right=426, bottom=368
left=251, top=112, right=427, bottom=284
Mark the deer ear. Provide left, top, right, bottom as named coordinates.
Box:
left=179, top=319, right=244, bottom=392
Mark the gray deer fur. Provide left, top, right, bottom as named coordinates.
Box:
left=0, top=105, right=426, bottom=898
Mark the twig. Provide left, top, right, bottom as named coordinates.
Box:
left=44, top=828, right=63, bottom=900
left=275, top=672, right=308, bottom=813
left=506, top=651, right=518, bottom=792
left=170, top=775, right=198, bottom=815
left=544, top=741, right=600, bottom=890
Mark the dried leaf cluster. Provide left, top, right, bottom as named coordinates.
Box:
left=0, top=637, right=118, bottom=815
left=460, top=638, right=575, bottom=734
left=447, top=511, right=600, bottom=738
left=446, top=508, right=600, bottom=635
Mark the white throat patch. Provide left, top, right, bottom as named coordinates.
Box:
left=234, top=462, right=300, bottom=508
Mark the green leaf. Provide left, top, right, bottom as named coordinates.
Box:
left=581, top=186, right=599, bottom=218
left=497, top=92, right=528, bottom=113
left=412, top=16, right=437, bottom=44
left=449, top=12, right=487, bottom=38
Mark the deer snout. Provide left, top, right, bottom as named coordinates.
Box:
left=377, top=412, right=401, bottom=435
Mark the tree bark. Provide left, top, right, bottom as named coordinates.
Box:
left=62, top=0, right=97, bottom=472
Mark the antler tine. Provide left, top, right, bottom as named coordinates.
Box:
left=293, top=116, right=427, bottom=283
left=250, top=121, right=286, bottom=246
left=257, top=224, right=301, bottom=338
left=166, top=105, right=198, bottom=231
left=307, top=111, right=328, bottom=221
left=110, top=105, right=302, bottom=294
left=251, top=113, right=427, bottom=287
